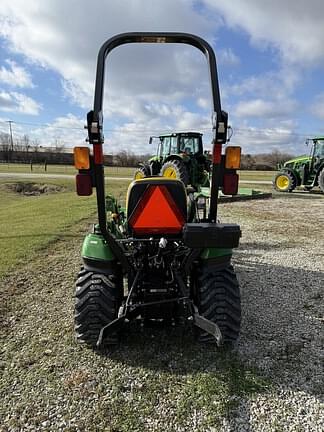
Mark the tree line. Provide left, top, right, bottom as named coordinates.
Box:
left=0, top=132, right=295, bottom=169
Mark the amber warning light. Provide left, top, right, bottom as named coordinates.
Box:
left=129, top=185, right=185, bottom=235
left=73, top=147, right=93, bottom=196
left=225, top=146, right=241, bottom=170
left=74, top=146, right=90, bottom=170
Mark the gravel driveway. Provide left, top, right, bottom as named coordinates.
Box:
left=0, top=195, right=323, bottom=431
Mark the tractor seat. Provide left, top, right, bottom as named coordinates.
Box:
left=127, top=177, right=187, bottom=237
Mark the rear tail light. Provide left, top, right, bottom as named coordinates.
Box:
left=93, top=143, right=103, bottom=164
left=222, top=173, right=239, bottom=195
left=76, top=173, right=92, bottom=196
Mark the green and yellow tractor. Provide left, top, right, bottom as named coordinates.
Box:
left=134, top=132, right=211, bottom=189
left=73, top=32, right=242, bottom=350
left=273, top=137, right=324, bottom=193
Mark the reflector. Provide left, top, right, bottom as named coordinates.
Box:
left=225, top=146, right=241, bottom=169
left=93, top=143, right=103, bottom=164
left=212, top=143, right=222, bottom=164
left=74, top=147, right=90, bottom=170
left=76, top=173, right=92, bottom=196
left=129, top=185, right=185, bottom=234
left=222, top=173, right=239, bottom=195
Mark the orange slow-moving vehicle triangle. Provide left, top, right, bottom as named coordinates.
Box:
left=129, top=185, right=185, bottom=234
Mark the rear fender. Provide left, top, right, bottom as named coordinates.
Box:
left=82, top=231, right=115, bottom=259
left=199, top=251, right=233, bottom=273
left=164, top=154, right=189, bottom=164
left=81, top=232, right=120, bottom=274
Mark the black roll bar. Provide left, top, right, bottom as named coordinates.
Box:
left=87, top=32, right=228, bottom=269
left=93, top=32, right=222, bottom=117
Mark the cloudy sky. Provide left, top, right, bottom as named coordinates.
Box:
left=0, top=0, right=324, bottom=155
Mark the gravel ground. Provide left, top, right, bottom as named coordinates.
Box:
left=219, top=194, right=324, bottom=431
left=0, top=194, right=323, bottom=431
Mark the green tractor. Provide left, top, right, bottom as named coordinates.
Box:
left=273, top=137, right=324, bottom=193
left=73, top=32, right=242, bottom=349
left=134, top=132, right=211, bottom=189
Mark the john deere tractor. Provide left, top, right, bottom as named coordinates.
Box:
left=73, top=33, right=242, bottom=349
left=273, top=137, right=324, bottom=193
left=134, top=132, right=211, bottom=189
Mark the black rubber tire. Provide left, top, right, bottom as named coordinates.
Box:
left=318, top=168, right=324, bottom=193
left=160, top=159, right=190, bottom=186
left=134, top=165, right=150, bottom=180
left=195, top=264, right=241, bottom=345
left=74, top=268, right=122, bottom=348
left=273, top=171, right=296, bottom=192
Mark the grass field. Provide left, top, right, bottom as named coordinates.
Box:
left=0, top=162, right=134, bottom=177
left=0, top=178, right=129, bottom=278
left=0, top=168, right=278, bottom=279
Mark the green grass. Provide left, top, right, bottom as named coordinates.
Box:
left=0, top=179, right=129, bottom=278
left=238, top=170, right=274, bottom=181
left=0, top=162, right=134, bottom=177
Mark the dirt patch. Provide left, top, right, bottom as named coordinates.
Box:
left=4, top=182, right=65, bottom=196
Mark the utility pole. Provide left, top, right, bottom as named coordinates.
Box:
left=6, top=120, right=14, bottom=161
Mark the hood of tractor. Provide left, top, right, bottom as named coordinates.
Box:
left=284, top=155, right=310, bottom=167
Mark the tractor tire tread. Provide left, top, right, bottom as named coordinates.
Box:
left=160, top=159, right=190, bottom=185
left=74, top=268, right=121, bottom=348
left=318, top=168, right=324, bottom=193
left=196, top=264, right=241, bottom=345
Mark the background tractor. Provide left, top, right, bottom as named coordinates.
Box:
left=73, top=32, right=242, bottom=350
left=134, top=132, right=211, bottom=189
left=273, top=137, right=324, bottom=193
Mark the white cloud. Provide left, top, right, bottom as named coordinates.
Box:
left=0, top=0, right=319, bottom=155
left=228, top=68, right=300, bottom=100
left=202, top=0, right=324, bottom=65
left=0, top=91, right=41, bottom=114
left=7, top=114, right=86, bottom=148
left=0, top=0, right=217, bottom=133
left=0, top=59, right=34, bottom=88
left=234, top=98, right=297, bottom=119
left=231, top=126, right=304, bottom=154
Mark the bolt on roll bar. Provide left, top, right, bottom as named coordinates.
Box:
left=87, top=32, right=228, bottom=264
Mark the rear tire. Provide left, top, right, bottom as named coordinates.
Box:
left=74, top=268, right=122, bottom=348
left=194, top=264, right=241, bottom=345
left=273, top=171, right=296, bottom=192
left=160, top=159, right=189, bottom=186
left=318, top=168, right=324, bottom=193
left=134, top=165, right=150, bottom=180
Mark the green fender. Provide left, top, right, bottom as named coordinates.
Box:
left=200, top=248, right=232, bottom=259
left=81, top=232, right=115, bottom=261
